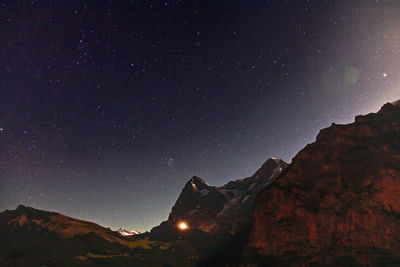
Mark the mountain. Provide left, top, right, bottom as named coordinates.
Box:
left=117, top=228, right=140, bottom=236
left=152, top=158, right=286, bottom=236
left=0, top=205, right=180, bottom=266
left=246, top=101, right=400, bottom=266
left=0, top=158, right=286, bottom=266
left=3, top=101, right=400, bottom=266
left=150, top=158, right=287, bottom=264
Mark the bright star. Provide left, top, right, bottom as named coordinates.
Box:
left=167, top=157, right=174, bottom=166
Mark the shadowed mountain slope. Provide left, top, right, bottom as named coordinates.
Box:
left=0, top=205, right=176, bottom=266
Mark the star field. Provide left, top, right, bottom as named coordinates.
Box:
left=1, top=0, right=399, bottom=232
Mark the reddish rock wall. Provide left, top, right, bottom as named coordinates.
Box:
left=248, top=103, right=400, bottom=265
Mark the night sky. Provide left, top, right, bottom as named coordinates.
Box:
left=1, top=0, right=399, bottom=232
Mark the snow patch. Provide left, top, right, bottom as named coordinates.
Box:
left=272, top=158, right=281, bottom=165
left=117, top=228, right=140, bottom=236
left=263, top=161, right=285, bottom=186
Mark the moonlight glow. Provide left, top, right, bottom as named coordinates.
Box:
left=178, top=222, right=189, bottom=230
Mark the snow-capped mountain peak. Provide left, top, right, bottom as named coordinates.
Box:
left=117, top=228, right=140, bottom=236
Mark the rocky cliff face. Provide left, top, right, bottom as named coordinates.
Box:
left=247, top=102, right=400, bottom=265
left=152, top=158, right=287, bottom=236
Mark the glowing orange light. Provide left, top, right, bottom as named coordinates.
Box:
left=178, top=222, right=189, bottom=230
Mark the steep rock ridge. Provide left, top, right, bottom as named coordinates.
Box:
left=152, top=158, right=287, bottom=235
left=167, top=176, right=225, bottom=232
left=247, top=101, right=400, bottom=265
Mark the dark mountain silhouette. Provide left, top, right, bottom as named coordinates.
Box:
left=152, top=158, right=286, bottom=236
left=246, top=101, right=400, bottom=266
left=150, top=158, right=287, bottom=265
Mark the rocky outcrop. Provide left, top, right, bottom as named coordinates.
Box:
left=247, top=102, right=400, bottom=266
